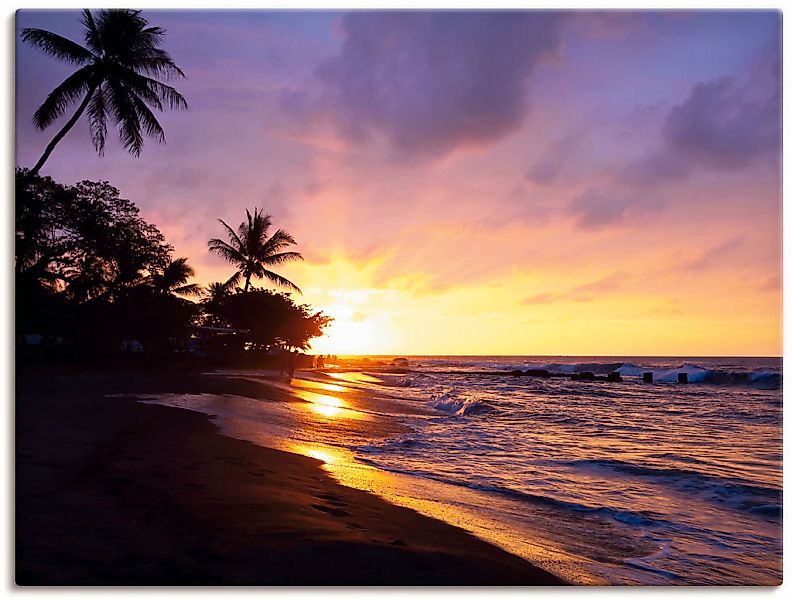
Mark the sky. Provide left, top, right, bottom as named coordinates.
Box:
left=15, top=10, right=782, bottom=356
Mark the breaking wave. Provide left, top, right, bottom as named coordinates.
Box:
left=513, top=361, right=781, bottom=388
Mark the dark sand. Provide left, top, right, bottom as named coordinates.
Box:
left=15, top=368, right=564, bottom=585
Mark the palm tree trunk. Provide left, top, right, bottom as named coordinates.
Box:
left=244, top=274, right=251, bottom=293
left=29, top=82, right=98, bottom=177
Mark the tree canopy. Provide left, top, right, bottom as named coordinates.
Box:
left=16, top=170, right=330, bottom=359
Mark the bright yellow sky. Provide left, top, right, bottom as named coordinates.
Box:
left=263, top=248, right=781, bottom=357
left=19, top=12, right=781, bottom=357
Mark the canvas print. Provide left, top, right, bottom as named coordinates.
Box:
left=15, top=9, right=782, bottom=586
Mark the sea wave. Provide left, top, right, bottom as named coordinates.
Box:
left=569, top=458, right=782, bottom=518
left=352, top=454, right=668, bottom=527
left=510, top=361, right=781, bottom=388
left=429, top=390, right=491, bottom=416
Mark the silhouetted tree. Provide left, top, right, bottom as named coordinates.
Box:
left=208, top=208, right=303, bottom=293
left=21, top=9, right=187, bottom=175
left=201, top=281, right=233, bottom=327
left=205, top=281, right=233, bottom=303
left=16, top=172, right=331, bottom=359
left=15, top=169, right=71, bottom=283
left=108, top=285, right=201, bottom=354
left=150, top=256, right=202, bottom=297
left=211, top=288, right=331, bottom=351
left=56, top=179, right=172, bottom=301
left=15, top=170, right=192, bottom=353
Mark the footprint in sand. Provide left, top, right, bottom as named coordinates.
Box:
left=314, top=492, right=349, bottom=507
left=310, top=503, right=350, bottom=518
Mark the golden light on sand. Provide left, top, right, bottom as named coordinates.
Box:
left=306, top=393, right=344, bottom=417
left=311, top=393, right=343, bottom=408
left=302, top=447, right=337, bottom=464
left=323, top=383, right=346, bottom=393
left=310, top=403, right=342, bottom=418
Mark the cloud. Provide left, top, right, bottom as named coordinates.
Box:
left=620, top=52, right=780, bottom=185
left=759, top=275, right=781, bottom=291
left=522, top=271, right=628, bottom=305
left=567, top=187, right=662, bottom=229
left=666, top=76, right=779, bottom=168
left=686, top=236, right=744, bottom=270
left=521, top=291, right=562, bottom=305
left=282, top=12, right=566, bottom=159
left=526, top=132, right=580, bottom=185
left=572, top=272, right=625, bottom=294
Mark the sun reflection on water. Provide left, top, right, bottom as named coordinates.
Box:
left=295, top=445, right=339, bottom=465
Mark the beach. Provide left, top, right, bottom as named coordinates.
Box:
left=105, top=357, right=781, bottom=585
left=15, top=366, right=563, bottom=586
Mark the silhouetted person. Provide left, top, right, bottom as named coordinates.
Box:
left=278, top=349, right=287, bottom=377
left=287, top=351, right=296, bottom=380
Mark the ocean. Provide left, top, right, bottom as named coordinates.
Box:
left=140, top=355, right=782, bottom=585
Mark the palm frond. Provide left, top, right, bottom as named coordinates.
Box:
left=111, top=66, right=162, bottom=110
left=259, top=228, right=298, bottom=257
left=240, top=209, right=271, bottom=250
left=173, top=283, right=202, bottom=297
left=224, top=270, right=243, bottom=290
left=87, top=82, right=108, bottom=155
left=131, top=51, right=186, bottom=80
left=128, top=91, right=166, bottom=144
left=216, top=219, right=244, bottom=252
left=260, top=268, right=303, bottom=294
left=80, top=9, right=103, bottom=55
left=208, top=238, right=245, bottom=265
left=205, top=281, right=231, bottom=300
left=32, top=65, right=96, bottom=130
left=260, top=251, right=303, bottom=266
left=115, top=67, right=188, bottom=109
left=20, top=28, right=95, bottom=64
left=133, top=25, right=166, bottom=50
left=108, top=79, right=144, bottom=155
left=166, top=257, right=195, bottom=281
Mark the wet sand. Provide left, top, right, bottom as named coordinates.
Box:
left=15, top=368, right=564, bottom=585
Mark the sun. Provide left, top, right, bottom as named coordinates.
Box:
left=310, top=312, right=379, bottom=355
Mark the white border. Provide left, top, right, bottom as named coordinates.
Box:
left=2, top=2, right=787, bottom=599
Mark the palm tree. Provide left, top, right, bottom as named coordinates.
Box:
left=208, top=208, right=303, bottom=294
left=20, top=9, right=187, bottom=176
left=205, top=281, right=233, bottom=302
left=150, top=257, right=202, bottom=297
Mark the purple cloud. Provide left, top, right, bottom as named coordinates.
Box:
left=620, top=50, right=780, bottom=185
left=567, top=187, right=662, bottom=230
left=666, top=76, right=779, bottom=168
left=526, top=132, right=580, bottom=185
left=282, top=12, right=566, bottom=158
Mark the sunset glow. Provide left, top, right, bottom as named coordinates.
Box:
left=14, top=9, right=783, bottom=588
left=15, top=10, right=781, bottom=356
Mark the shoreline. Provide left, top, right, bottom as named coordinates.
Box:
left=16, top=367, right=564, bottom=585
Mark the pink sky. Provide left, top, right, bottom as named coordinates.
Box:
left=16, top=10, right=781, bottom=355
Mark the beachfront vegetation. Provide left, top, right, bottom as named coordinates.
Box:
left=21, top=8, right=187, bottom=176
left=15, top=169, right=330, bottom=360
left=203, top=288, right=332, bottom=352
left=208, top=208, right=303, bottom=294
